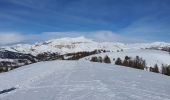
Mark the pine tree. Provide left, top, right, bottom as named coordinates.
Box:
left=161, top=64, right=167, bottom=75
left=128, top=59, right=134, bottom=67
left=125, top=56, right=130, bottom=60
left=167, top=66, right=170, bottom=76
left=115, top=57, right=122, bottom=65
left=90, top=56, right=98, bottom=62
left=154, top=64, right=159, bottom=73
left=103, top=55, right=111, bottom=63
left=122, top=59, right=128, bottom=66
left=98, top=56, right=103, bottom=63
left=134, top=56, right=139, bottom=69
left=123, top=56, right=130, bottom=66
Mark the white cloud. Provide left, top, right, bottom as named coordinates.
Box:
left=0, top=32, right=25, bottom=45
left=39, top=31, right=142, bottom=43
left=0, top=31, right=147, bottom=46
left=46, top=31, right=148, bottom=42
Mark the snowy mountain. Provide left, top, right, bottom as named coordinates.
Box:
left=1, top=37, right=170, bottom=56
left=0, top=37, right=170, bottom=99
left=0, top=36, right=170, bottom=74
left=0, top=37, right=124, bottom=56
left=0, top=60, right=170, bottom=100
left=0, top=37, right=123, bottom=71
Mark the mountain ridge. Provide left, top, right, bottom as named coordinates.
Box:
left=1, top=37, right=170, bottom=56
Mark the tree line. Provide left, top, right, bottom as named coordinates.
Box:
left=0, top=49, right=109, bottom=73
left=90, top=55, right=170, bottom=76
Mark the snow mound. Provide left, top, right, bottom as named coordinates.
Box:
left=0, top=60, right=170, bottom=100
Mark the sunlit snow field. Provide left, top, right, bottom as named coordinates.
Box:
left=0, top=60, right=170, bottom=100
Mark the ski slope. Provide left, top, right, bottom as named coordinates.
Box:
left=0, top=60, right=170, bottom=100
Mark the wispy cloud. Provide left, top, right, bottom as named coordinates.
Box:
left=118, top=15, right=170, bottom=41
left=41, top=31, right=129, bottom=42
left=29, top=31, right=147, bottom=43
left=0, top=32, right=25, bottom=45
left=0, top=10, right=61, bottom=30
left=2, top=0, right=110, bottom=29
left=0, top=31, right=148, bottom=46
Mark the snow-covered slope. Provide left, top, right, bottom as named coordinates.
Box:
left=125, top=42, right=170, bottom=49
left=84, top=49, right=170, bottom=68
left=0, top=60, right=170, bottom=100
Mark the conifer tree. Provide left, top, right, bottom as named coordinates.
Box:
left=154, top=64, right=159, bottom=73
left=115, top=57, right=122, bottom=65
left=103, top=55, right=111, bottom=63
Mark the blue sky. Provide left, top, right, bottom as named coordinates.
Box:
left=0, top=0, right=170, bottom=44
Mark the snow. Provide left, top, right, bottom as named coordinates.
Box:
left=124, top=42, right=170, bottom=49
left=1, top=37, right=170, bottom=99
left=84, top=49, right=170, bottom=68
left=1, top=37, right=170, bottom=56
left=0, top=60, right=170, bottom=100
left=0, top=59, right=14, bottom=62
left=1, top=37, right=123, bottom=55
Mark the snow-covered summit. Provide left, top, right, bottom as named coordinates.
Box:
left=1, top=37, right=124, bottom=55
left=1, top=37, right=170, bottom=56
left=44, top=36, right=94, bottom=44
